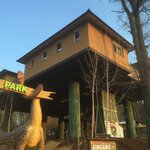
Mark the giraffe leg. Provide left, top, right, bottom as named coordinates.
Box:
left=15, top=143, right=26, bottom=150
left=15, top=127, right=32, bottom=150
left=37, top=128, right=45, bottom=150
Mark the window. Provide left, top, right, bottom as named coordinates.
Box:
left=42, top=51, right=47, bottom=61
left=113, top=43, right=124, bottom=57
left=56, top=41, right=62, bottom=52
left=74, top=30, right=80, bottom=42
left=29, top=59, right=34, bottom=69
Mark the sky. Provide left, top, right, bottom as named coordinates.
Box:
left=0, top=0, right=133, bottom=73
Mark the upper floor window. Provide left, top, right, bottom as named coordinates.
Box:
left=42, top=51, right=47, bottom=61
left=56, top=41, right=62, bottom=52
left=113, top=43, right=124, bottom=57
left=74, top=30, right=80, bottom=42
left=29, top=59, right=34, bottom=69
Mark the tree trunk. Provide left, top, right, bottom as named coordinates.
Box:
left=120, top=0, right=150, bottom=148
left=132, top=9, right=150, bottom=148
left=91, top=88, right=95, bottom=138
left=124, top=100, right=136, bottom=138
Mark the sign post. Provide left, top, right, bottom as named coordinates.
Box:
left=0, top=79, right=55, bottom=100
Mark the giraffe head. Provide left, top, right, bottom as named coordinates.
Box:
left=17, top=71, right=25, bottom=85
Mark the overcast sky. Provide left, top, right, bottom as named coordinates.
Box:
left=0, top=0, right=133, bottom=73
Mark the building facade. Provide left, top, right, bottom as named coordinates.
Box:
left=17, top=10, right=138, bottom=139
left=18, top=10, right=132, bottom=80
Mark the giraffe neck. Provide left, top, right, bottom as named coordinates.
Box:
left=29, top=98, right=42, bottom=126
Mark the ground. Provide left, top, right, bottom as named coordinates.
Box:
left=0, top=138, right=148, bottom=150
left=114, top=138, right=148, bottom=150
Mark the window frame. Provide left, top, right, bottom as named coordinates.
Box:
left=29, top=59, right=34, bottom=69
left=42, top=51, right=48, bottom=61
left=113, top=42, right=124, bottom=57
left=56, top=41, right=62, bottom=53
left=73, top=29, right=80, bottom=43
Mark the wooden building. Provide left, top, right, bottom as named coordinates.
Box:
left=0, top=69, right=17, bottom=82
left=17, top=10, right=139, bottom=139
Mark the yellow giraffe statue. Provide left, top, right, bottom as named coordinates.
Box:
left=0, top=71, right=54, bottom=150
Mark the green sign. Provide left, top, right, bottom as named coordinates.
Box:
left=4, top=81, right=27, bottom=93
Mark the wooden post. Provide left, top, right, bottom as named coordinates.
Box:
left=0, top=93, right=13, bottom=132
left=68, top=81, right=81, bottom=139
left=42, top=114, right=47, bottom=141
left=124, top=100, right=136, bottom=138
left=58, top=116, right=65, bottom=140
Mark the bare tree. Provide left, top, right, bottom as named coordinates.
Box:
left=79, top=49, right=130, bottom=138
left=110, top=0, right=150, bottom=147
left=80, top=50, right=106, bottom=138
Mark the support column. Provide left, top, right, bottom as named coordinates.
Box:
left=124, top=100, right=136, bottom=138
left=42, top=115, right=47, bottom=141
left=0, top=93, right=13, bottom=132
left=58, top=116, right=65, bottom=140
left=68, top=81, right=81, bottom=139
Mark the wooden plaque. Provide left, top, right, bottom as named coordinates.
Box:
left=90, top=140, right=116, bottom=150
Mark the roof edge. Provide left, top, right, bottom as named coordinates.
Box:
left=0, top=69, right=17, bottom=77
